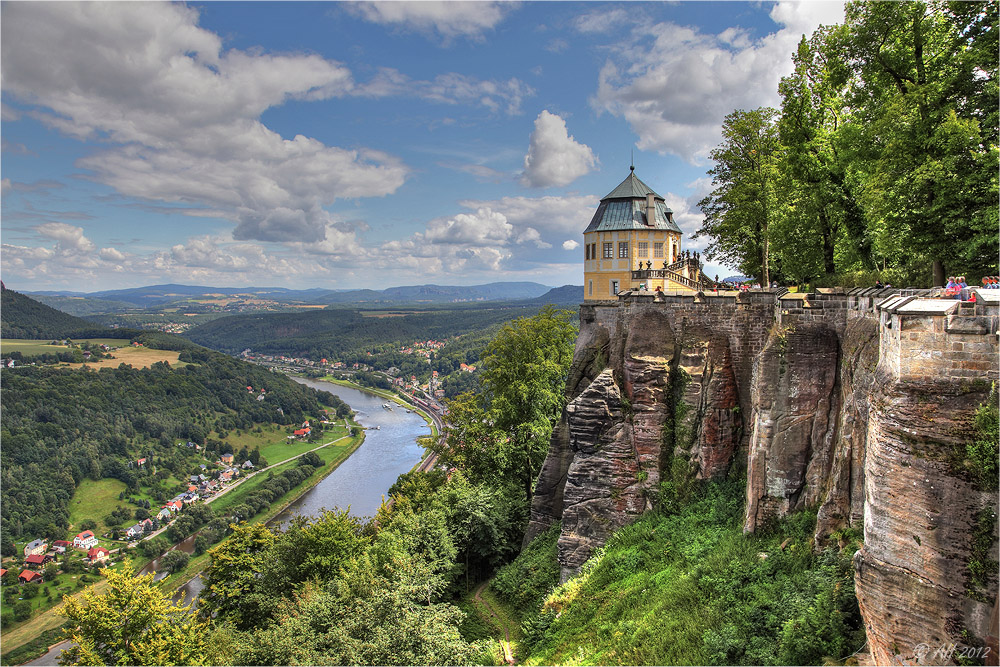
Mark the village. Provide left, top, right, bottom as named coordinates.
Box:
left=244, top=337, right=477, bottom=401
left=0, top=447, right=261, bottom=623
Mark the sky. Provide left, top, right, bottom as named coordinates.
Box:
left=1, top=1, right=846, bottom=293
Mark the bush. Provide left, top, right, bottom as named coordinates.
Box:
left=490, top=524, right=560, bottom=615
left=13, top=601, right=31, bottom=622
left=968, top=387, right=999, bottom=490
left=160, top=550, right=190, bottom=574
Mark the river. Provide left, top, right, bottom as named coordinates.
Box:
left=26, top=380, right=428, bottom=665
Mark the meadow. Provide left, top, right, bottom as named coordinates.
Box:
left=2, top=338, right=183, bottom=369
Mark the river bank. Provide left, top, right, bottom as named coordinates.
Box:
left=312, top=375, right=440, bottom=438
left=9, top=378, right=431, bottom=665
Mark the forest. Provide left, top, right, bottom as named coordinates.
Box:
left=0, top=340, right=349, bottom=545
left=182, top=302, right=570, bottom=359
left=695, top=1, right=996, bottom=287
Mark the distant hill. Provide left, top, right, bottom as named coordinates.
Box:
left=74, top=284, right=333, bottom=308
left=0, top=284, right=113, bottom=339
left=310, top=282, right=552, bottom=305
left=183, top=302, right=552, bottom=358
left=27, top=294, right=136, bottom=316
left=24, top=281, right=554, bottom=308
left=529, top=285, right=583, bottom=305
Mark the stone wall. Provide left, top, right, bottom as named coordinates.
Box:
left=525, top=287, right=998, bottom=663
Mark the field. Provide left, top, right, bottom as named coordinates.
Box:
left=2, top=338, right=183, bottom=370
left=68, top=478, right=128, bottom=534
left=63, top=345, right=183, bottom=370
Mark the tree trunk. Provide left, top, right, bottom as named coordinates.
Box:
left=761, top=225, right=770, bottom=287
left=933, top=259, right=945, bottom=287
left=820, top=210, right=836, bottom=276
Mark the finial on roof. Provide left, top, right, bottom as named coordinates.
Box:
left=630, top=150, right=634, bottom=171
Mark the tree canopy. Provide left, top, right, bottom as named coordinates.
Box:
left=696, top=1, right=997, bottom=287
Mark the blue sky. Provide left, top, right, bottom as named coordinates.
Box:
left=1, top=1, right=845, bottom=292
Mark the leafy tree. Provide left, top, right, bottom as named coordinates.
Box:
left=159, top=550, right=190, bottom=575
left=59, top=566, right=221, bottom=666
left=695, top=108, right=782, bottom=285
left=837, top=0, right=998, bottom=284
left=199, top=522, right=277, bottom=630
left=434, top=306, right=576, bottom=504
left=13, top=600, right=32, bottom=622
left=271, top=509, right=370, bottom=586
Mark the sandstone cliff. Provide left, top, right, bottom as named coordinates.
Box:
left=527, top=288, right=999, bottom=664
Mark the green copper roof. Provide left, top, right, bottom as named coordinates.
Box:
left=584, top=169, right=681, bottom=234
left=601, top=168, right=660, bottom=201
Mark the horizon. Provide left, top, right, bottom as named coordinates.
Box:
left=1, top=1, right=845, bottom=292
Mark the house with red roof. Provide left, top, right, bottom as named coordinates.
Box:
left=137, top=457, right=147, bottom=467
left=88, top=546, right=110, bottom=563
left=293, top=427, right=311, bottom=438
left=73, top=530, right=98, bottom=549
left=24, top=554, right=48, bottom=567
left=19, top=570, right=42, bottom=584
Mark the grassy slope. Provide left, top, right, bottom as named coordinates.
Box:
left=504, top=477, right=865, bottom=666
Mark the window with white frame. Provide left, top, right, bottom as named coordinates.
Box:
left=618, top=242, right=629, bottom=258
left=603, top=242, right=614, bottom=258
left=637, top=241, right=648, bottom=258
left=654, top=242, right=664, bottom=258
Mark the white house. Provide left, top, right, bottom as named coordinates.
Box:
left=73, top=530, right=98, bottom=550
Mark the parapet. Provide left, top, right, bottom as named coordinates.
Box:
left=876, top=289, right=999, bottom=383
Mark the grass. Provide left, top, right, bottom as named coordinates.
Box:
left=518, top=477, right=866, bottom=666
left=67, top=478, right=128, bottom=535
left=62, top=346, right=183, bottom=370
left=0, top=625, right=66, bottom=665
left=1, top=338, right=184, bottom=370
left=256, top=426, right=349, bottom=466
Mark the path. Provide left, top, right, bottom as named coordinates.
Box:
left=474, top=581, right=515, bottom=665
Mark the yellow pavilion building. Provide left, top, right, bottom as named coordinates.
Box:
left=583, top=167, right=706, bottom=300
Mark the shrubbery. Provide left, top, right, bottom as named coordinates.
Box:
left=519, top=477, right=866, bottom=666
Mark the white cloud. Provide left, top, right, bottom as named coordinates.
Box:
left=424, top=208, right=513, bottom=245
left=35, top=222, right=96, bottom=253
left=516, top=227, right=551, bottom=249
left=590, top=1, right=846, bottom=164
left=1, top=2, right=408, bottom=245
left=99, top=247, right=126, bottom=262
left=520, top=111, right=598, bottom=188
left=562, top=239, right=580, bottom=251
left=344, top=1, right=511, bottom=42
left=458, top=194, right=598, bottom=236
left=360, top=68, right=533, bottom=115
left=572, top=7, right=631, bottom=34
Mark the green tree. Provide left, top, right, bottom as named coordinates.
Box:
left=695, top=108, right=783, bottom=285
left=442, top=306, right=576, bottom=505
left=13, top=600, right=31, bottom=622
left=199, top=522, right=277, bottom=630
left=58, top=566, right=220, bottom=666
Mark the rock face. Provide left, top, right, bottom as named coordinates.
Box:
left=744, top=323, right=841, bottom=531
left=853, top=370, right=995, bottom=666
left=527, top=289, right=999, bottom=662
